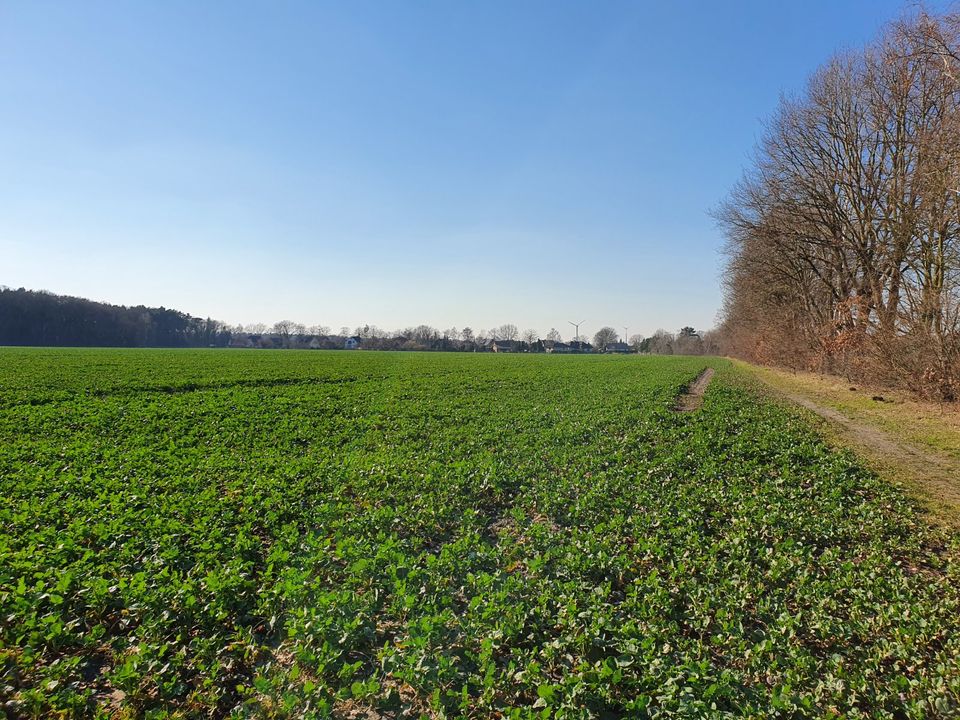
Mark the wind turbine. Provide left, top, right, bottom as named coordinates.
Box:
left=568, top=320, right=585, bottom=344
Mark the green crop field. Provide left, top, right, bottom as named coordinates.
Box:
left=2, top=349, right=959, bottom=719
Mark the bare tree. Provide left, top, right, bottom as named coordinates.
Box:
left=675, top=327, right=703, bottom=355
left=272, top=320, right=297, bottom=348
left=546, top=328, right=562, bottom=342
left=715, top=10, right=960, bottom=398
left=648, top=329, right=675, bottom=355
left=522, top=328, right=539, bottom=346
left=412, top=325, right=439, bottom=346
left=628, top=333, right=645, bottom=351
left=291, top=323, right=307, bottom=347
left=593, top=326, right=618, bottom=351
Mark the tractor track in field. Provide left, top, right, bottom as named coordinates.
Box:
left=674, top=367, right=715, bottom=412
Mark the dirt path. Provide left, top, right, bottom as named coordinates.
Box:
left=773, top=387, right=960, bottom=526
left=674, top=368, right=715, bottom=412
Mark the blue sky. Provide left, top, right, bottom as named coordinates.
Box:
left=1, top=1, right=948, bottom=339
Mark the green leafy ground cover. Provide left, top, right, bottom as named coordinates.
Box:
left=1, top=349, right=959, bottom=719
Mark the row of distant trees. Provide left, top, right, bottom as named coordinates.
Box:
left=1, top=287, right=715, bottom=356
left=239, top=321, right=716, bottom=355
left=715, top=10, right=960, bottom=400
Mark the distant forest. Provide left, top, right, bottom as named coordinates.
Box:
left=0, top=287, right=232, bottom=347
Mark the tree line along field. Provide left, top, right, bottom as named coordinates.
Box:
left=1, top=350, right=959, bottom=719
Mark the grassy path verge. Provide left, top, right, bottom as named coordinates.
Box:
left=736, top=359, right=960, bottom=528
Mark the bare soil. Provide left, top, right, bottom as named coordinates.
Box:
left=674, top=368, right=715, bottom=412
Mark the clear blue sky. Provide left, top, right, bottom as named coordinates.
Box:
left=1, top=1, right=948, bottom=339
